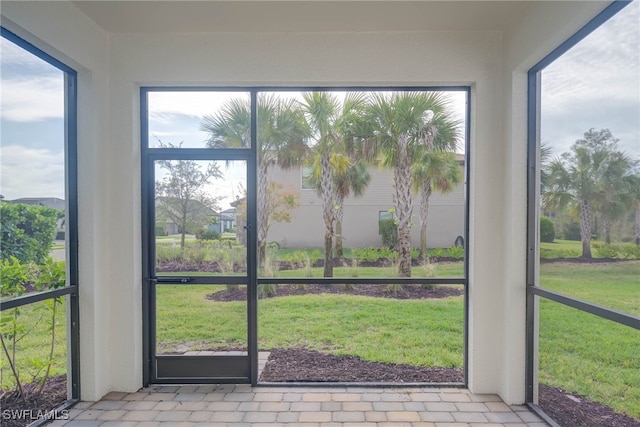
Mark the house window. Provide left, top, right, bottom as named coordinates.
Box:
left=378, top=210, right=394, bottom=234
left=301, top=165, right=314, bottom=189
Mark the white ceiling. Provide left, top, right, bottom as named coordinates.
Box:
left=71, top=1, right=535, bottom=34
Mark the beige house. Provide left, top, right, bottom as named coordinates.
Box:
left=267, top=161, right=465, bottom=249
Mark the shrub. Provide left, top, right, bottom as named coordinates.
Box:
left=0, top=203, right=58, bottom=264
left=379, top=219, right=397, bottom=249
left=447, top=245, right=464, bottom=259
left=620, top=244, right=640, bottom=259
left=352, top=248, right=379, bottom=263
left=185, top=244, right=207, bottom=265
left=156, top=244, right=183, bottom=263
left=195, top=229, right=221, bottom=240
left=431, top=248, right=446, bottom=259
left=377, top=247, right=398, bottom=260
left=540, top=216, right=555, bottom=243
left=594, top=244, right=619, bottom=259
left=563, top=222, right=581, bottom=241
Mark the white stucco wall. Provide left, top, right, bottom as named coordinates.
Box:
left=1, top=1, right=112, bottom=402
left=106, top=28, right=504, bottom=397
left=1, top=0, right=611, bottom=404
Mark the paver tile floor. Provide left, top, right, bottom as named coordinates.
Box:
left=50, top=385, right=548, bottom=426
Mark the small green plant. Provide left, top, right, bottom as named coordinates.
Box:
left=594, top=244, right=619, bottom=259
left=32, top=258, right=66, bottom=395
left=258, top=284, right=276, bottom=298
left=620, top=244, right=640, bottom=259
left=431, top=248, right=446, bottom=259
left=0, top=257, right=30, bottom=401
left=195, top=229, right=221, bottom=240
left=156, top=244, right=183, bottom=263
left=185, top=244, right=207, bottom=265
left=410, top=248, right=420, bottom=260
left=447, top=245, right=464, bottom=259
left=377, top=247, right=398, bottom=261
left=352, top=248, right=380, bottom=263
left=540, top=216, right=556, bottom=243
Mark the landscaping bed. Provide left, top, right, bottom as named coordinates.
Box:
left=539, top=383, right=640, bottom=427
left=0, top=375, right=67, bottom=427
left=209, top=283, right=463, bottom=301
left=260, top=348, right=463, bottom=383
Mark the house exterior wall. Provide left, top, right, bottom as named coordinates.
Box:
left=1, top=0, right=611, bottom=405
left=267, top=166, right=465, bottom=249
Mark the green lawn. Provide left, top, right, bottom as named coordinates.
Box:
left=540, top=261, right=639, bottom=315
left=2, top=259, right=637, bottom=420
left=155, top=284, right=464, bottom=368
left=539, top=260, right=639, bottom=419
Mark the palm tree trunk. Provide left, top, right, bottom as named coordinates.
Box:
left=636, top=202, right=640, bottom=246
left=603, top=218, right=611, bottom=245
left=579, top=199, right=592, bottom=258
left=419, top=180, right=432, bottom=262
left=320, top=154, right=334, bottom=277
left=334, top=194, right=344, bottom=258
left=257, top=162, right=270, bottom=265
left=394, top=136, right=413, bottom=277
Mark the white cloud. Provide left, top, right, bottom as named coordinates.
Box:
left=149, top=91, right=249, bottom=120
left=1, top=76, right=65, bottom=122
left=541, top=2, right=640, bottom=157
left=0, top=145, right=65, bottom=199
left=0, top=37, right=58, bottom=73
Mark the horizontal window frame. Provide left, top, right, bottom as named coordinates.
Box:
left=0, top=286, right=78, bottom=311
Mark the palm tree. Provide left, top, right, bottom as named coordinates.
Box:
left=362, top=92, right=459, bottom=277
left=543, top=128, right=629, bottom=258
left=594, top=151, right=638, bottom=244
left=200, top=94, right=309, bottom=263
left=299, top=92, right=367, bottom=277
left=334, top=160, right=371, bottom=257
left=412, top=151, right=462, bottom=261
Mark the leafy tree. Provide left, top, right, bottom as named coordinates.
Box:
left=155, top=141, right=223, bottom=251
left=300, top=92, right=367, bottom=276
left=0, top=202, right=57, bottom=264
left=201, top=95, right=308, bottom=264
left=261, top=181, right=300, bottom=244
left=594, top=151, right=637, bottom=244
left=543, top=129, right=635, bottom=258
left=362, top=92, right=460, bottom=276
left=333, top=160, right=371, bottom=257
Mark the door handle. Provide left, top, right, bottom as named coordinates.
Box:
left=154, top=277, right=194, bottom=284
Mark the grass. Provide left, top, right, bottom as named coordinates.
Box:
left=539, top=260, right=639, bottom=419
left=0, top=298, right=67, bottom=391
left=3, top=256, right=637, bottom=419
left=539, top=300, right=639, bottom=418
left=540, top=261, right=639, bottom=315
left=155, top=284, right=464, bottom=368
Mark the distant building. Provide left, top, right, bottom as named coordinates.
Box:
left=7, top=197, right=66, bottom=211
left=267, top=158, right=465, bottom=249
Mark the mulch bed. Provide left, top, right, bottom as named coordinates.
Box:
left=259, top=348, right=463, bottom=383
left=0, top=375, right=67, bottom=427
left=539, top=384, right=640, bottom=427
left=209, top=283, right=463, bottom=301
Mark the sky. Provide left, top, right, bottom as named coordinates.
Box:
left=541, top=1, right=640, bottom=157
left=1, top=2, right=638, bottom=202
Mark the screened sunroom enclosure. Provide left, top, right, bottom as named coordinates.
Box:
left=1, top=2, right=637, bottom=425
left=141, top=88, right=469, bottom=384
